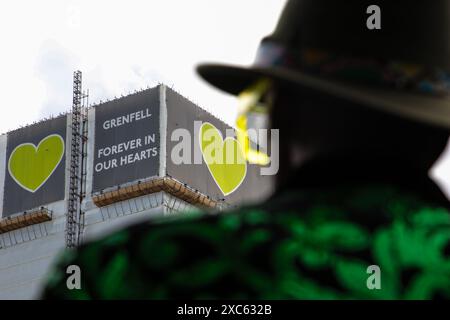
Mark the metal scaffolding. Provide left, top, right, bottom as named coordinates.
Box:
left=66, top=71, right=88, bottom=248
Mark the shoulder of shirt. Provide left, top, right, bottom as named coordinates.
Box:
left=74, top=182, right=449, bottom=253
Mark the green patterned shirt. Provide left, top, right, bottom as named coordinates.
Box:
left=42, top=182, right=450, bottom=299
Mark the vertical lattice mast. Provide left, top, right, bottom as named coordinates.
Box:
left=66, top=71, right=85, bottom=248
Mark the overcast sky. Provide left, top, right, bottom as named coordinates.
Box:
left=0, top=0, right=449, bottom=194
left=0, top=0, right=285, bottom=131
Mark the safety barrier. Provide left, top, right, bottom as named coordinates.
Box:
left=92, top=177, right=220, bottom=209
left=0, top=208, right=52, bottom=235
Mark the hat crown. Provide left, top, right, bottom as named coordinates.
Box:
left=266, top=0, right=450, bottom=69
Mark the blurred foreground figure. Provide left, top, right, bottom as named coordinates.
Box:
left=43, top=0, right=450, bottom=299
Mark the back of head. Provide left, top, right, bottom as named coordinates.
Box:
left=270, top=85, right=450, bottom=187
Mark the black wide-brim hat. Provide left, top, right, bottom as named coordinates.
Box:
left=197, top=0, right=450, bottom=129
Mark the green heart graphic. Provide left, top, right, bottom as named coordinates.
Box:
left=199, top=122, right=247, bottom=196
left=8, top=134, right=65, bottom=193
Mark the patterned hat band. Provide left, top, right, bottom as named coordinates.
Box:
left=254, top=41, right=450, bottom=97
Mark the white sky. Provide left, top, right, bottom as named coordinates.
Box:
left=0, top=0, right=285, bottom=131
left=0, top=0, right=449, bottom=195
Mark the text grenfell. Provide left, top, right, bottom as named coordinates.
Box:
left=102, top=108, right=151, bottom=130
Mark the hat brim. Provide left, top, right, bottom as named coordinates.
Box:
left=197, top=63, right=450, bottom=130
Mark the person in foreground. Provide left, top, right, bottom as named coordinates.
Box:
left=43, top=0, right=450, bottom=299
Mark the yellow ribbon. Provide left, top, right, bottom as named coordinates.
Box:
left=236, top=79, right=271, bottom=166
